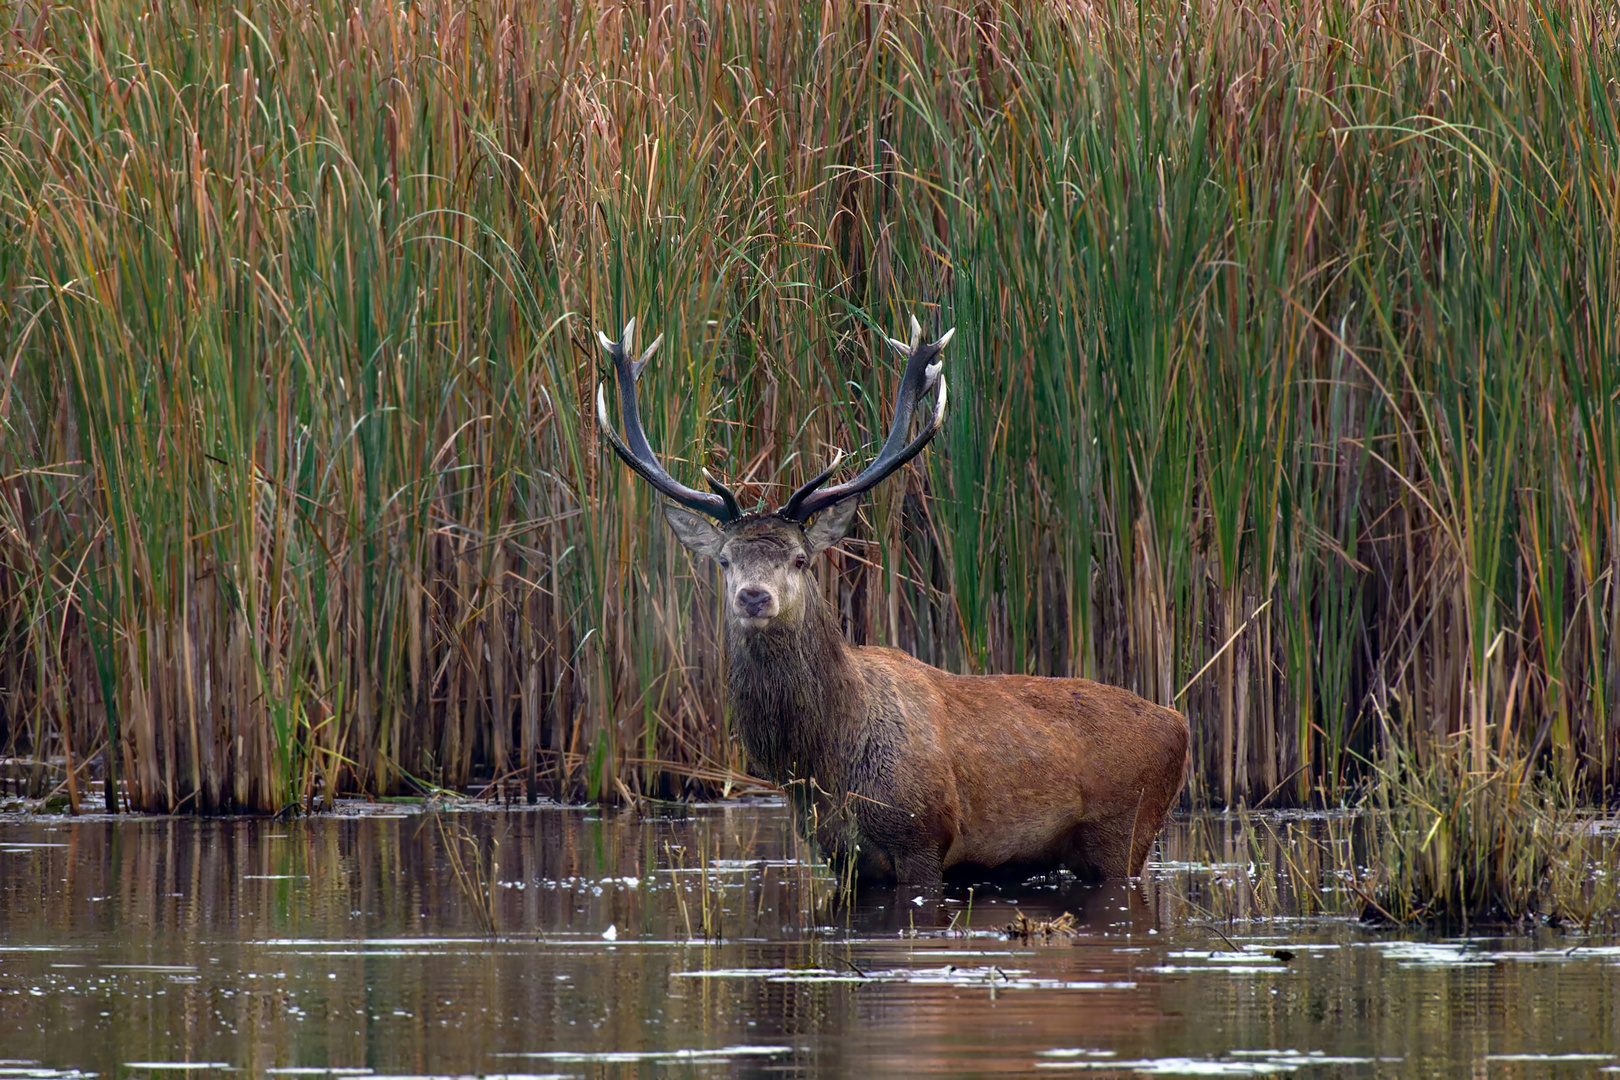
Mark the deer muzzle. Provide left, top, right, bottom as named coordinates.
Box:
left=734, top=585, right=777, bottom=621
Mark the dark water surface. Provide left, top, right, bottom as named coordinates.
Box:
left=1, top=803, right=1616, bottom=1078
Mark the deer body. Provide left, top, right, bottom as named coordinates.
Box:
left=595, top=317, right=1189, bottom=886
left=720, top=525, right=1188, bottom=884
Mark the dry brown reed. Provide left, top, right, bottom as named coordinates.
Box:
left=0, top=0, right=1616, bottom=812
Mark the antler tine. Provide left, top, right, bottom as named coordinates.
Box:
left=702, top=467, right=744, bottom=520
left=783, top=318, right=953, bottom=522
left=634, top=332, right=664, bottom=381
left=595, top=320, right=742, bottom=523
left=780, top=448, right=846, bottom=521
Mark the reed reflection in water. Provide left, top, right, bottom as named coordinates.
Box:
left=0, top=805, right=1616, bottom=1078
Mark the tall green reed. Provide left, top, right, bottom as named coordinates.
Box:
left=0, top=0, right=1615, bottom=811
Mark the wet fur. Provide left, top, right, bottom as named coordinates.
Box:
left=685, top=512, right=1190, bottom=889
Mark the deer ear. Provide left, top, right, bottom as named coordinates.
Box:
left=663, top=502, right=727, bottom=558
left=804, top=497, right=861, bottom=555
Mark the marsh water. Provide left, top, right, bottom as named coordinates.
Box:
left=1, top=803, right=1617, bottom=1078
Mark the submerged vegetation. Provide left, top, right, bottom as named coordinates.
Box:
left=0, top=0, right=1617, bottom=814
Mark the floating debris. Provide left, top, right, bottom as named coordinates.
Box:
left=498, top=1046, right=792, bottom=1064
left=1036, top=1049, right=1396, bottom=1073
left=122, top=1064, right=233, bottom=1072
left=1035, top=1050, right=1118, bottom=1060
left=674, top=964, right=1133, bottom=991
left=1360, top=941, right=1495, bottom=969
left=1003, top=910, right=1079, bottom=942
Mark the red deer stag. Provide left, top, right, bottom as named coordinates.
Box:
left=595, top=317, right=1189, bottom=887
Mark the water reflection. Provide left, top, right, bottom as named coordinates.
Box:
left=0, top=804, right=1615, bottom=1077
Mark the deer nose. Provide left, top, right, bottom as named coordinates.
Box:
left=736, top=586, right=773, bottom=617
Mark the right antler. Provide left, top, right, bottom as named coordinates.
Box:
left=595, top=319, right=743, bottom=523
left=782, top=316, right=952, bottom=522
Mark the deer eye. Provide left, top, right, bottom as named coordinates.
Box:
left=718, top=556, right=731, bottom=569
left=793, top=553, right=807, bottom=570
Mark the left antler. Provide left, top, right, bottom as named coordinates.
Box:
left=783, top=316, right=952, bottom=522
left=595, top=319, right=744, bottom=522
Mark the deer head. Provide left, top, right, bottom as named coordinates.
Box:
left=595, top=317, right=953, bottom=631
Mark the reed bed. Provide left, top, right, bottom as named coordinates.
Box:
left=1158, top=804, right=1620, bottom=929
left=1363, top=743, right=1620, bottom=927
left=1, top=0, right=1616, bottom=812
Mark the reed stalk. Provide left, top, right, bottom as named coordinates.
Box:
left=0, top=0, right=1615, bottom=811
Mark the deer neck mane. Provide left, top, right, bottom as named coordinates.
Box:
left=724, top=587, right=861, bottom=787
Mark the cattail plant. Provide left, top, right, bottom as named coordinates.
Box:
left=0, top=0, right=1615, bottom=812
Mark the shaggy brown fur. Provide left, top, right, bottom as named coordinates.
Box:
left=666, top=506, right=1189, bottom=888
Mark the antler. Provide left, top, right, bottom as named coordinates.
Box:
left=595, top=319, right=743, bottom=523
left=783, top=316, right=952, bottom=522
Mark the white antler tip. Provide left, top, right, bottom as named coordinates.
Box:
left=620, top=317, right=636, bottom=352
left=909, top=314, right=922, bottom=349
left=596, top=330, right=615, bottom=352
left=635, top=332, right=664, bottom=377
left=886, top=335, right=910, bottom=358
left=936, top=326, right=956, bottom=349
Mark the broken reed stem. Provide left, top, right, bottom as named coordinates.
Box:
left=0, top=0, right=1616, bottom=812
left=435, top=812, right=499, bottom=938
